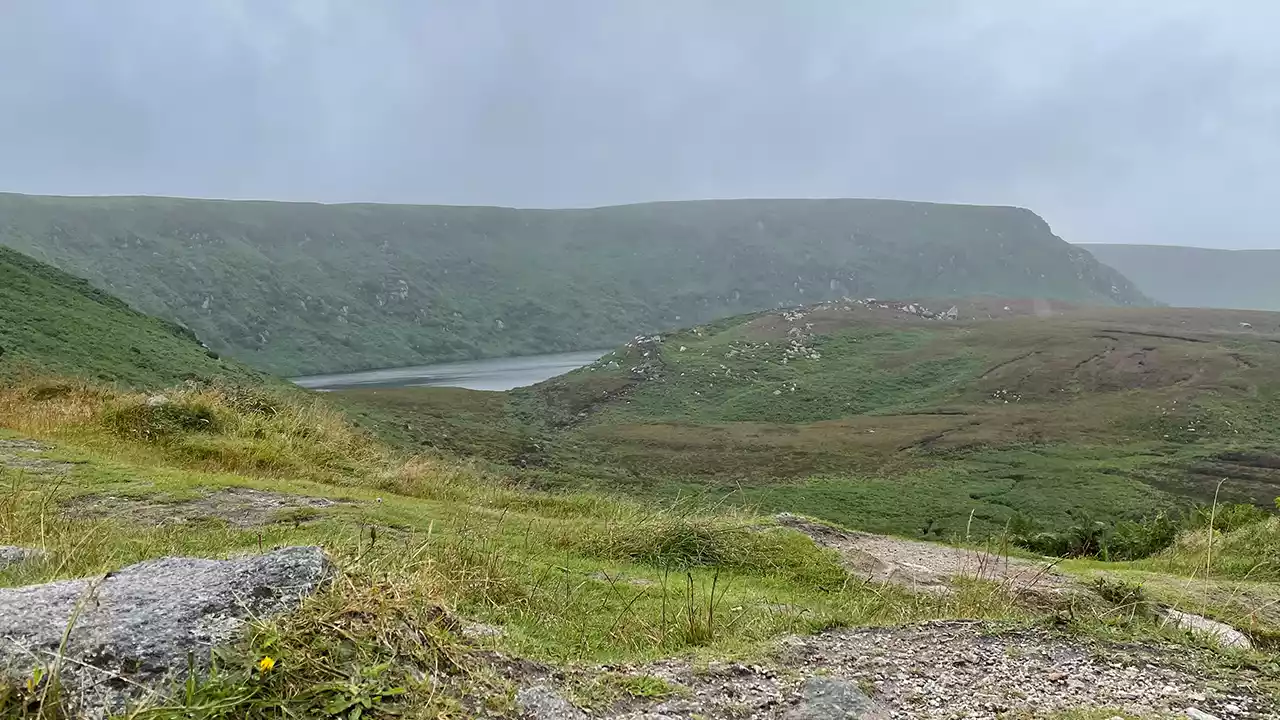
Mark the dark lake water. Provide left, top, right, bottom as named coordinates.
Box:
left=292, top=350, right=606, bottom=392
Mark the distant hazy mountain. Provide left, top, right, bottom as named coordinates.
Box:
left=1082, top=244, right=1280, bottom=311
left=0, top=193, right=1148, bottom=375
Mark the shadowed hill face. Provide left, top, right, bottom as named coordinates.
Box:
left=0, top=246, right=263, bottom=388
left=1082, top=244, right=1280, bottom=311
left=335, top=299, right=1280, bottom=539
left=0, top=194, right=1148, bottom=375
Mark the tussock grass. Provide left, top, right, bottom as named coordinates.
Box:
left=1153, top=516, right=1280, bottom=581
left=556, top=503, right=850, bottom=588
left=0, top=379, right=385, bottom=483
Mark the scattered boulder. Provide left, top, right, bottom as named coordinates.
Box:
left=0, top=545, right=46, bottom=571
left=784, top=676, right=890, bottom=720
left=0, top=546, right=332, bottom=714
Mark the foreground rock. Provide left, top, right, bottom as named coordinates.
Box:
left=0, top=546, right=331, bottom=714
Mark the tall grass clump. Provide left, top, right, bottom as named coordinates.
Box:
left=0, top=377, right=387, bottom=482
left=1155, top=515, right=1280, bottom=581
left=557, top=504, right=849, bottom=589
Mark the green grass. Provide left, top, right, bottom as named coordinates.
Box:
left=0, top=193, right=1148, bottom=375
left=340, top=302, right=1280, bottom=544
left=2, top=375, right=1276, bottom=717
left=0, top=378, right=1056, bottom=717
left=0, top=246, right=263, bottom=388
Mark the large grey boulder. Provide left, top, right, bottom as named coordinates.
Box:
left=0, top=546, right=331, bottom=714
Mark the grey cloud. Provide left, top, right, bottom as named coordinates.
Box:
left=0, top=1, right=1277, bottom=247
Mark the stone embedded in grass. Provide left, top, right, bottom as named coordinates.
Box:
left=0, top=545, right=332, bottom=715
left=0, top=545, right=46, bottom=570
left=1160, top=608, right=1253, bottom=650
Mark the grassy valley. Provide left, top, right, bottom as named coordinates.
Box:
left=0, top=245, right=262, bottom=388
left=337, top=298, right=1280, bottom=545
left=0, top=193, right=1148, bottom=375
left=1084, top=243, right=1280, bottom=311
left=0, top=266, right=1275, bottom=716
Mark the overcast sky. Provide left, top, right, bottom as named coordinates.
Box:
left=1, top=1, right=1277, bottom=248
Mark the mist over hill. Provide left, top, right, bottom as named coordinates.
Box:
left=1082, top=243, right=1280, bottom=311
left=0, top=193, right=1147, bottom=376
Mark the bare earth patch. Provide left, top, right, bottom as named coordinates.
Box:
left=63, top=487, right=341, bottom=528
left=776, top=513, right=1074, bottom=596
left=0, top=438, right=75, bottom=476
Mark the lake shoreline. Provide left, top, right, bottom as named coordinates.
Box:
left=292, top=349, right=607, bottom=392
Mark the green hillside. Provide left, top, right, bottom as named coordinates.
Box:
left=0, top=193, right=1148, bottom=376
left=0, top=245, right=262, bottom=387
left=1083, top=243, right=1280, bottom=311
left=336, top=298, right=1280, bottom=542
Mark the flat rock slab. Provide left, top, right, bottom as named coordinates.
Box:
left=784, top=676, right=889, bottom=720
left=64, top=487, right=340, bottom=528
left=0, top=439, right=75, bottom=476
left=776, top=513, right=1074, bottom=595
left=0, top=546, right=331, bottom=714
left=1161, top=608, right=1253, bottom=649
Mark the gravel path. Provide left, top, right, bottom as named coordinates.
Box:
left=776, top=621, right=1272, bottom=719
left=516, top=621, right=1276, bottom=719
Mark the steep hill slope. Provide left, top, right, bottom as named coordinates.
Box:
left=0, top=193, right=1148, bottom=375
left=336, top=299, right=1280, bottom=540
left=0, top=245, right=261, bottom=387
left=1083, top=243, right=1280, bottom=311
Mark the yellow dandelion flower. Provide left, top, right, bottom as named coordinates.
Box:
left=258, top=656, right=276, bottom=673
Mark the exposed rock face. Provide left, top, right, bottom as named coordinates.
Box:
left=0, top=546, right=332, bottom=715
